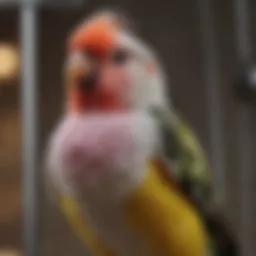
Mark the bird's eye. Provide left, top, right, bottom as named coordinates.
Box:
left=112, top=49, right=129, bottom=64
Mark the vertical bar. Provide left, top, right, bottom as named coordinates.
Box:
left=20, top=0, right=39, bottom=255
left=198, top=0, right=226, bottom=201
left=234, top=0, right=254, bottom=255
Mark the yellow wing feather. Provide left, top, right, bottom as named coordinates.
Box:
left=125, top=161, right=209, bottom=256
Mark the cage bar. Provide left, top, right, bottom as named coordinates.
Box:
left=198, top=0, right=227, bottom=202
left=234, top=0, right=254, bottom=255
left=20, top=0, right=39, bottom=255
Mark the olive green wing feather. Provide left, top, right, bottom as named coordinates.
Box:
left=151, top=108, right=239, bottom=256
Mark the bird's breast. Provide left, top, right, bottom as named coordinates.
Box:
left=47, top=112, right=159, bottom=195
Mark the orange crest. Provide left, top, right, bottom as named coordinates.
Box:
left=68, top=16, right=119, bottom=57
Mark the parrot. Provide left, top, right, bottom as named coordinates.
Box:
left=45, top=10, right=239, bottom=256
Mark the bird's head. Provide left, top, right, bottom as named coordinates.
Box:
left=65, top=10, right=169, bottom=114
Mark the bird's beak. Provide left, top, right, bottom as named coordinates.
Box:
left=65, top=55, right=99, bottom=113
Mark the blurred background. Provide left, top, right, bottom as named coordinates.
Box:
left=0, top=0, right=255, bottom=255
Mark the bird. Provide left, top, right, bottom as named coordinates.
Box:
left=45, top=9, right=238, bottom=256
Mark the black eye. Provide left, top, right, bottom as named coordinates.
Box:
left=112, top=49, right=129, bottom=64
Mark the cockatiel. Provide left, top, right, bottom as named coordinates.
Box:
left=45, top=10, right=238, bottom=256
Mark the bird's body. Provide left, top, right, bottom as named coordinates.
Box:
left=45, top=10, right=238, bottom=256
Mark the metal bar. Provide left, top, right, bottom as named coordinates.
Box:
left=198, top=0, right=226, bottom=201
left=234, top=0, right=254, bottom=255
left=20, top=0, right=40, bottom=256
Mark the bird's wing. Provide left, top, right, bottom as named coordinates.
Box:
left=153, top=108, right=213, bottom=205
left=151, top=108, right=239, bottom=255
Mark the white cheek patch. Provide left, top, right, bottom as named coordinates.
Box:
left=66, top=51, right=87, bottom=69
left=117, top=32, right=169, bottom=110
left=147, top=69, right=169, bottom=108
left=125, top=60, right=166, bottom=110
